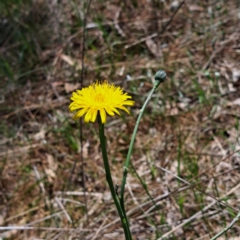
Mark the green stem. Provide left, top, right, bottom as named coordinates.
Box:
left=98, top=116, right=132, bottom=240
left=210, top=211, right=240, bottom=240
left=120, top=72, right=166, bottom=213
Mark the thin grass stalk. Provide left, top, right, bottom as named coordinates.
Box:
left=98, top=115, right=132, bottom=240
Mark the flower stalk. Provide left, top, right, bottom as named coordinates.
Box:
left=98, top=115, right=132, bottom=240
left=120, top=70, right=167, bottom=215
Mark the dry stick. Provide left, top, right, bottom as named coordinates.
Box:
left=67, top=0, right=93, bottom=222
left=91, top=179, right=238, bottom=238
left=0, top=226, right=89, bottom=232
left=57, top=197, right=85, bottom=206
left=32, top=165, right=51, bottom=208
left=0, top=212, right=65, bottom=238
left=126, top=181, right=145, bottom=213
left=182, top=148, right=240, bottom=193
left=55, top=191, right=103, bottom=198
left=87, top=147, right=240, bottom=237
left=91, top=218, right=108, bottom=240
left=195, top=233, right=214, bottom=240
left=157, top=182, right=240, bottom=240
left=79, top=0, right=92, bottom=222
left=201, top=32, right=238, bottom=71
left=98, top=169, right=222, bottom=232
left=0, top=143, right=40, bottom=157
left=5, top=205, right=43, bottom=222
left=114, top=8, right=126, bottom=37
left=5, top=195, right=83, bottom=223
left=154, top=165, right=238, bottom=212
left=125, top=1, right=185, bottom=49
left=52, top=232, right=63, bottom=240
left=3, top=99, right=69, bottom=119
left=92, top=185, right=195, bottom=237
left=88, top=140, right=238, bottom=236
left=32, top=165, right=46, bottom=194
left=54, top=197, right=72, bottom=223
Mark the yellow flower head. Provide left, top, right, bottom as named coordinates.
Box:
left=69, top=81, right=135, bottom=124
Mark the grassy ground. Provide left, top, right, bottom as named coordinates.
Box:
left=1, top=0, right=240, bottom=239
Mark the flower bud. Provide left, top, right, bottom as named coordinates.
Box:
left=154, top=70, right=167, bottom=84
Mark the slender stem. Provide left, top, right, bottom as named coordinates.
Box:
left=120, top=80, right=162, bottom=211
left=210, top=211, right=240, bottom=240
left=98, top=116, right=132, bottom=240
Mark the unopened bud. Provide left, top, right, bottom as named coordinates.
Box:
left=155, top=70, right=167, bottom=83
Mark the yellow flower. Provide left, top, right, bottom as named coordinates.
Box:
left=69, top=81, right=134, bottom=124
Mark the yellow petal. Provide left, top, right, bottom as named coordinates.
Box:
left=73, top=108, right=89, bottom=120
left=112, top=108, right=120, bottom=115
left=84, top=110, right=93, bottom=122
left=100, top=108, right=107, bottom=124
left=117, top=106, right=130, bottom=114
left=105, top=107, right=115, bottom=116
left=90, top=109, right=98, bottom=122
left=124, top=100, right=135, bottom=106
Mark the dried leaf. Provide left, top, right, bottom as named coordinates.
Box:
left=64, top=82, right=80, bottom=93
left=145, top=39, right=161, bottom=58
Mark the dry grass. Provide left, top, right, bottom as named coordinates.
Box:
left=1, top=0, right=240, bottom=239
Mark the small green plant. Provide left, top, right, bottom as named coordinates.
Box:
left=69, top=70, right=167, bottom=239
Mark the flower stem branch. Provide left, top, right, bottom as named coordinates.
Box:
left=210, top=211, right=240, bottom=240
left=120, top=70, right=167, bottom=215
left=98, top=116, right=132, bottom=240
